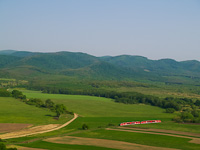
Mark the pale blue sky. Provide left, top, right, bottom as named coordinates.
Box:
left=0, top=0, right=200, bottom=61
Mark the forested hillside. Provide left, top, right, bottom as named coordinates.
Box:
left=1, top=50, right=200, bottom=85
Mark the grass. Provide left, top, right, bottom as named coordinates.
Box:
left=133, top=121, right=200, bottom=133
left=21, top=90, right=200, bottom=133
left=71, top=129, right=200, bottom=150
left=22, top=90, right=174, bottom=118
left=0, top=97, right=72, bottom=125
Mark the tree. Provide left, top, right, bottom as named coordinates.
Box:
left=82, top=124, right=89, bottom=130
left=55, top=104, right=67, bottom=118
left=181, top=112, right=194, bottom=122
left=12, top=90, right=23, bottom=98
left=45, top=99, right=55, bottom=109
left=191, top=109, right=199, bottom=117
left=195, top=100, right=200, bottom=106
left=26, top=98, right=44, bottom=107
left=0, top=89, right=11, bottom=97
left=166, top=108, right=176, bottom=113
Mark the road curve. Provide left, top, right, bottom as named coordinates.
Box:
left=0, top=113, right=78, bottom=139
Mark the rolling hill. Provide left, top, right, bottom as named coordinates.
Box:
left=0, top=50, right=200, bottom=84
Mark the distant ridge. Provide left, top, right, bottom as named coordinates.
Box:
left=0, top=50, right=17, bottom=55
left=0, top=50, right=200, bottom=84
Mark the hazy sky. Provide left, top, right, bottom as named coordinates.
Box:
left=0, top=0, right=200, bottom=61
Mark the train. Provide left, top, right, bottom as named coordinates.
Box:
left=119, top=120, right=161, bottom=126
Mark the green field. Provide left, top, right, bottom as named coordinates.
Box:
left=22, top=90, right=200, bottom=133
left=23, top=90, right=173, bottom=118
left=70, top=129, right=200, bottom=150
left=0, top=97, right=72, bottom=125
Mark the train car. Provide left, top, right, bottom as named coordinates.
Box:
left=119, top=121, right=140, bottom=126
left=141, top=120, right=161, bottom=124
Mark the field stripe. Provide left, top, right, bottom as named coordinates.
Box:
left=106, top=128, right=200, bottom=144
left=118, top=127, right=200, bottom=138
left=44, top=136, right=179, bottom=150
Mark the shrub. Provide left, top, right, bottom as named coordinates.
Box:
left=166, top=108, right=176, bottom=113
left=172, top=116, right=182, bottom=123
left=82, top=124, right=89, bottom=130
left=108, top=123, right=115, bottom=126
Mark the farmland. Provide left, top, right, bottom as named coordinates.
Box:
left=0, top=89, right=200, bottom=150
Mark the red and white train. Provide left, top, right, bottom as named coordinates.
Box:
left=120, top=120, right=161, bottom=126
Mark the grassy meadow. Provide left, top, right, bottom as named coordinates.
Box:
left=22, top=90, right=174, bottom=118
left=0, top=97, right=72, bottom=125
left=21, top=90, right=200, bottom=133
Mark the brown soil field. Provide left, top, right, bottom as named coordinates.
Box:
left=119, top=126, right=200, bottom=137
left=45, top=136, right=179, bottom=150
left=107, top=128, right=200, bottom=144
left=0, top=123, right=32, bottom=134
left=0, top=124, right=60, bottom=139
left=0, top=113, right=78, bottom=139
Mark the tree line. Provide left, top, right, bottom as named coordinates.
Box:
left=38, top=87, right=200, bottom=111
left=38, top=87, right=200, bottom=123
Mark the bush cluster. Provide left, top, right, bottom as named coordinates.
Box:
left=173, top=108, right=200, bottom=123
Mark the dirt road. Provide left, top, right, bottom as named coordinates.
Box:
left=0, top=113, right=78, bottom=139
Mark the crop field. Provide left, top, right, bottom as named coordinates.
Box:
left=68, top=129, right=200, bottom=150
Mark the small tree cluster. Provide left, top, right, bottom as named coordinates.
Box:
left=12, top=90, right=26, bottom=99
left=0, top=89, right=11, bottom=97
left=173, top=108, right=200, bottom=123
left=166, top=108, right=176, bottom=113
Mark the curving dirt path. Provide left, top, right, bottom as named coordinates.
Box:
left=0, top=113, right=78, bottom=139
left=106, top=128, right=200, bottom=144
